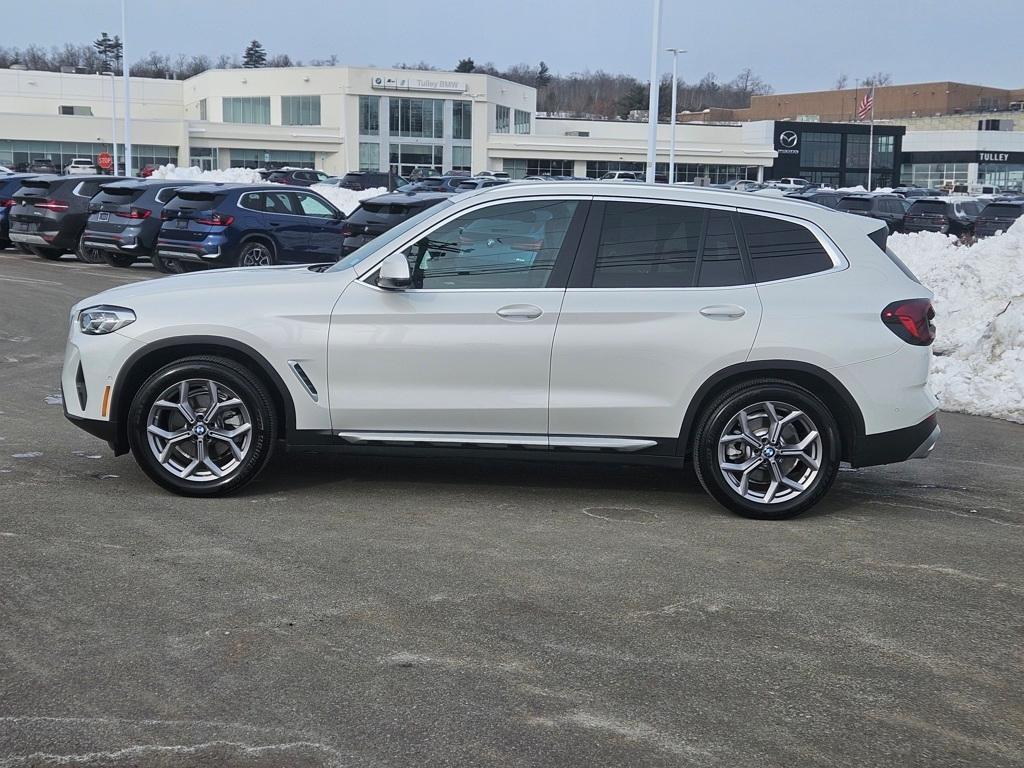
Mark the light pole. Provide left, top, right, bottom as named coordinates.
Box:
left=121, top=0, right=132, bottom=176
left=102, top=71, right=117, bottom=175
left=666, top=48, right=686, bottom=184
left=645, top=0, right=663, bottom=183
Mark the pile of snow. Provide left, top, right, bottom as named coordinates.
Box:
left=145, top=166, right=387, bottom=216
left=310, top=183, right=387, bottom=215
left=148, top=164, right=264, bottom=183
left=889, top=219, right=1024, bottom=423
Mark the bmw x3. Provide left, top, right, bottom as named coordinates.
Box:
left=62, top=182, right=939, bottom=519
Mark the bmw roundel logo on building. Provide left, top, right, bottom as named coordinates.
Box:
left=779, top=131, right=799, bottom=148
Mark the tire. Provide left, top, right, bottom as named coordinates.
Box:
left=692, top=379, right=840, bottom=520
left=76, top=235, right=106, bottom=264
left=127, top=356, right=278, bottom=496
left=238, top=240, right=276, bottom=267
left=150, top=254, right=202, bottom=274
left=30, top=246, right=64, bottom=260
left=103, top=252, right=137, bottom=268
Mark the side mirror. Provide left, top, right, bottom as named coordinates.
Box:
left=377, top=252, right=411, bottom=290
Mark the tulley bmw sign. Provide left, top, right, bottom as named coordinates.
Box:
left=372, top=75, right=467, bottom=93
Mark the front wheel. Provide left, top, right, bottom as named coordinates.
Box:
left=127, top=356, right=279, bottom=496
left=692, top=379, right=840, bottom=520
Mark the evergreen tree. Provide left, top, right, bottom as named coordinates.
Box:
left=93, top=32, right=114, bottom=70
left=455, top=57, right=475, bottom=73
left=536, top=61, right=551, bottom=88
left=242, top=40, right=267, bottom=68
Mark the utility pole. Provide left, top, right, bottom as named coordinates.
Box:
left=666, top=48, right=686, bottom=184
left=103, top=71, right=118, bottom=174
left=121, top=0, right=133, bottom=176
left=645, top=0, right=662, bottom=183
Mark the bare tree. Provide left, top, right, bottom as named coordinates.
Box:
left=834, top=73, right=849, bottom=90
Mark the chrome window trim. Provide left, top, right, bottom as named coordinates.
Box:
left=236, top=189, right=340, bottom=219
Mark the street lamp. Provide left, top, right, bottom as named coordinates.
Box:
left=666, top=48, right=686, bottom=184
left=121, top=0, right=132, bottom=176
left=102, top=71, right=117, bottom=175
left=645, top=0, right=663, bottom=183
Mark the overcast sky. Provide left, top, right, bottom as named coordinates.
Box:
left=5, top=0, right=1022, bottom=92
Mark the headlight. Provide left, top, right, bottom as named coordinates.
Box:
left=78, top=305, right=136, bottom=335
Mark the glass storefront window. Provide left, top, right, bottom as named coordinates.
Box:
left=223, top=97, right=271, bottom=125
left=359, top=95, right=379, bottom=136
left=389, top=143, right=443, bottom=176
left=281, top=95, right=321, bottom=126
left=453, top=101, right=472, bottom=140
left=0, top=140, right=176, bottom=174
left=978, top=163, right=1024, bottom=192
left=503, top=158, right=574, bottom=179
left=799, top=133, right=841, bottom=167
left=228, top=148, right=315, bottom=169
left=359, top=142, right=380, bottom=171
left=389, top=98, right=444, bottom=139
left=673, top=163, right=759, bottom=184
left=873, top=135, right=894, bottom=169
left=452, top=146, right=472, bottom=171
left=495, top=105, right=510, bottom=134
left=899, top=162, right=969, bottom=189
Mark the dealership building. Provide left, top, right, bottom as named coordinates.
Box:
left=0, top=65, right=778, bottom=180
left=0, top=65, right=1021, bottom=191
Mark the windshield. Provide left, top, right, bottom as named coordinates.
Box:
left=329, top=198, right=455, bottom=272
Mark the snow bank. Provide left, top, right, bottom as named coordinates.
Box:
left=889, top=219, right=1024, bottom=423
left=309, top=184, right=387, bottom=215
left=146, top=166, right=387, bottom=216
left=148, top=164, right=264, bottom=183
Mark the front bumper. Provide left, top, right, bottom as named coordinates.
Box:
left=850, top=413, right=939, bottom=468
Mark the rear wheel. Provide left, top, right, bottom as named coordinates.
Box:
left=127, top=356, right=278, bottom=496
left=103, top=252, right=137, bottom=268
left=150, top=254, right=202, bottom=274
left=238, top=240, right=276, bottom=267
left=76, top=235, right=106, bottom=264
left=693, top=379, right=840, bottom=520
left=30, top=246, right=64, bottom=260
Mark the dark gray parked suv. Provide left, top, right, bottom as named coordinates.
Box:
left=340, top=191, right=449, bottom=256
left=82, top=180, right=199, bottom=267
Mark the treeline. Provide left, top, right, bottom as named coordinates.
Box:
left=0, top=36, right=775, bottom=118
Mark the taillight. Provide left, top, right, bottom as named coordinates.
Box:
left=125, top=207, right=150, bottom=219
left=882, top=299, right=935, bottom=346
left=196, top=212, right=234, bottom=226
left=34, top=199, right=69, bottom=212
left=0, top=198, right=14, bottom=208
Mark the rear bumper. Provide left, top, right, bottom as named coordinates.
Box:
left=850, top=413, right=939, bottom=468
left=903, top=223, right=948, bottom=234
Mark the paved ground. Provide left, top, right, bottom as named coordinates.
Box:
left=0, top=251, right=1022, bottom=768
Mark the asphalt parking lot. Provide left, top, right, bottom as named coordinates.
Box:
left=0, top=251, right=1022, bottom=768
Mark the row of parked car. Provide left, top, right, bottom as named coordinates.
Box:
left=780, top=185, right=1024, bottom=239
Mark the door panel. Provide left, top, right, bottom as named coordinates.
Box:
left=260, top=191, right=307, bottom=261
left=549, top=286, right=762, bottom=438
left=294, top=192, right=345, bottom=261
left=327, top=197, right=587, bottom=436
left=329, top=282, right=564, bottom=434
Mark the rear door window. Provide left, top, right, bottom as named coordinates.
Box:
left=697, top=212, right=745, bottom=287
left=592, top=202, right=702, bottom=288
left=262, top=191, right=300, bottom=215
left=739, top=213, right=833, bottom=283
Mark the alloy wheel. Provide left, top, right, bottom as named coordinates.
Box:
left=146, top=378, right=253, bottom=482
left=240, top=244, right=272, bottom=266
left=717, top=400, right=822, bottom=505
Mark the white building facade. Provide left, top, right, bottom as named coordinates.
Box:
left=0, top=65, right=777, bottom=180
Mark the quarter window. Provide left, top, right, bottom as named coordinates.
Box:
left=592, top=202, right=703, bottom=288
left=740, top=213, right=833, bottom=282
left=401, top=200, right=579, bottom=290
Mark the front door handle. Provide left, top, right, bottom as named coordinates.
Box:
left=700, top=304, right=746, bottom=319
left=496, top=304, right=543, bottom=321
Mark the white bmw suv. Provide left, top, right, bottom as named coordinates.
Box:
left=62, top=182, right=939, bottom=519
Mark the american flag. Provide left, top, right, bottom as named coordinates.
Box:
left=857, top=88, right=875, bottom=121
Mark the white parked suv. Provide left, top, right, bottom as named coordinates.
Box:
left=65, top=158, right=98, bottom=175
left=62, top=182, right=939, bottom=519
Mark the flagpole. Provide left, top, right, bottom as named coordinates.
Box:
left=867, top=86, right=875, bottom=191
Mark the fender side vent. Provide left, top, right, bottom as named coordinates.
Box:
left=75, top=362, right=88, bottom=409
left=288, top=360, right=319, bottom=402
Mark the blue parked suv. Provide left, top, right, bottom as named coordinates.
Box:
left=0, top=174, right=38, bottom=250
left=155, top=184, right=345, bottom=272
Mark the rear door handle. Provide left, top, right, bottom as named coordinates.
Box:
left=496, top=304, right=543, bottom=321
left=700, top=304, right=746, bottom=319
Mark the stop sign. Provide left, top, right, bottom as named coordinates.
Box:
left=97, top=152, right=113, bottom=170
